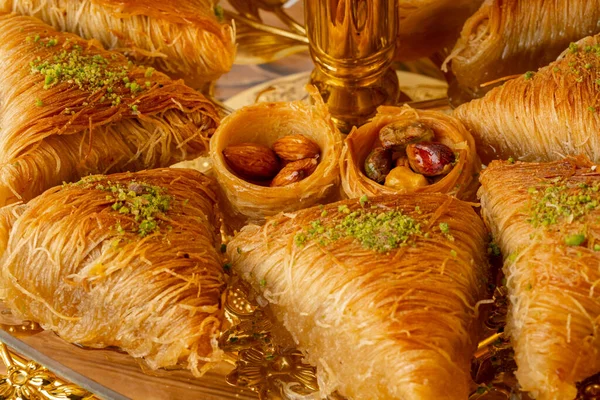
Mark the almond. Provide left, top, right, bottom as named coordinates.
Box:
left=272, top=135, right=320, bottom=161
left=270, top=158, right=318, bottom=187
left=223, top=143, right=280, bottom=180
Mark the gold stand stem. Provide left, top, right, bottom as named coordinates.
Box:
left=305, top=0, right=400, bottom=133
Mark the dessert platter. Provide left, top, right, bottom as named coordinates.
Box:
left=1, top=1, right=600, bottom=400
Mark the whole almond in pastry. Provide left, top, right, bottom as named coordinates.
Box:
left=270, top=158, right=318, bottom=187
left=223, top=143, right=280, bottom=180
left=273, top=134, right=320, bottom=161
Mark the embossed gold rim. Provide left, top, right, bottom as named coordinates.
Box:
left=0, top=341, right=97, bottom=400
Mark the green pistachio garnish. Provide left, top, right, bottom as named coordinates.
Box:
left=27, top=37, right=148, bottom=108
left=527, top=179, right=600, bottom=227
left=564, top=233, right=586, bottom=247
left=295, top=207, right=424, bottom=253
left=74, top=179, right=172, bottom=237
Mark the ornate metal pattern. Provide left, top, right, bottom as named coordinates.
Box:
left=225, top=0, right=308, bottom=65
left=0, top=322, right=43, bottom=338
left=220, top=278, right=320, bottom=399
left=0, top=342, right=96, bottom=400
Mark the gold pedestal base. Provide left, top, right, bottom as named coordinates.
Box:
left=309, top=68, right=403, bottom=133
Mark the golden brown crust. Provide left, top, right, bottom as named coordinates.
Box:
left=446, top=0, right=600, bottom=91
left=0, top=14, right=219, bottom=204
left=228, top=194, right=490, bottom=399
left=479, top=157, right=600, bottom=399
left=92, top=0, right=222, bottom=27
left=340, top=105, right=480, bottom=200
left=0, top=168, right=225, bottom=376
left=454, top=34, right=600, bottom=164
left=395, top=0, right=483, bottom=61
left=1, top=0, right=235, bottom=86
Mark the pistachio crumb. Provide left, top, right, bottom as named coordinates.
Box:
left=295, top=207, right=425, bottom=253
left=569, top=42, right=579, bottom=53
left=564, top=233, right=586, bottom=247
left=359, top=195, right=368, bottom=207
left=527, top=179, right=600, bottom=227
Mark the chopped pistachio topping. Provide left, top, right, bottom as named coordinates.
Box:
left=28, top=38, right=147, bottom=107
left=359, top=194, right=369, bottom=207
left=524, top=71, right=535, bottom=80
left=565, top=233, right=586, bottom=246
left=87, top=180, right=172, bottom=237
left=35, top=98, right=43, bottom=107
left=294, top=207, right=424, bottom=253
left=214, top=5, right=224, bottom=21
left=527, top=179, right=600, bottom=227
left=439, top=222, right=450, bottom=234
left=569, top=42, right=579, bottom=53
left=488, top=241, right=501, bottom=256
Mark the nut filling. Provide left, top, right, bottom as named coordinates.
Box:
left=363, top=121, right=456, bottom=190
left=223, top=135, right=321, bottom=187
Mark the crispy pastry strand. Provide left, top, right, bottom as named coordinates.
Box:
left=479, top=157, right=600, bottom=399
left=0, top=168, right=226, bottom=376
left=0, top=0, right=235, bottom=87
left=228, top=194, right=489, bottom=399
left=0, top=14, right=219, bottom=205
left=454, top=34, right=600, bottom=164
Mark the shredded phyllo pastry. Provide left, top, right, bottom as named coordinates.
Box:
left=227, top=194, right=490, bottom=399
left=479, top=157, right=600, bottom=400
left=395, top=0, right=482, bottom=62
left=445, top=0, right=600, bottom=93
left=1, top=0, right=236, bottom=87
left=0, top=168, right=226, bottom=377
left=454, top=34, right=600, bottom=164
left=0, top=14, right=219, bottom=205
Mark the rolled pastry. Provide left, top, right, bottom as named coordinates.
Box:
left=1, top=0, right=235, bottom=87
left=227, top=194, right=490, bottom=399
left=395, top=0, right=483, bottom=62
left=454, top=34, right=600, bottom=164
left=445, top=0, right=600, bottom=94
left=479, top=157, right=600, bottom=399
left=0, top=14, right=219, bottom=205
left=0, top=168, right=225, bottom=376
left=340, top=105, right=480, bottom=200
left=210, top=89, right=343, bottom=226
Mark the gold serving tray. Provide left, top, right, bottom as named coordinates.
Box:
left=0, top=302, right=256, bottom=400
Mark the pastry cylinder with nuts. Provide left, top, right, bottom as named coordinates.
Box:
left=210, top=87, right=343, bottom=228
left=340, top=105, right=480, bottom=200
